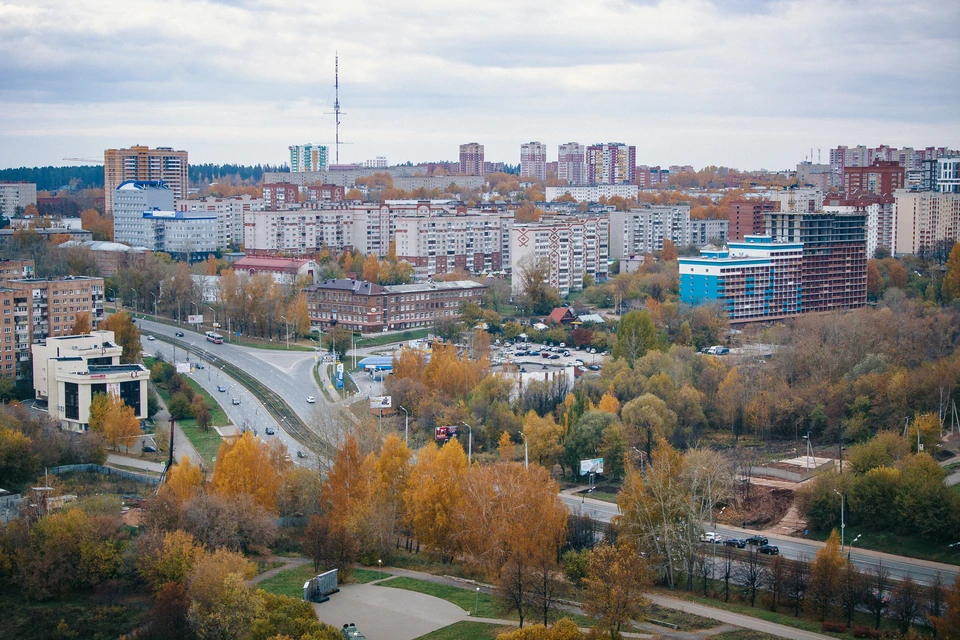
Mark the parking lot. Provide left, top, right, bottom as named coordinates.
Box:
left=489, top=340, right=609, bottom=373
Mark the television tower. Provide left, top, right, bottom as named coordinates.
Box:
left=333, top=54, right=342, bottom=164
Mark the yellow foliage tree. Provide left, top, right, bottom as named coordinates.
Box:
left=362, top=253, right=380, bottom=283
left=404, top=439, right=468, bottom=561
left=596, top=393, right=620, bottom=415
left=163, top=456, right=205, bottom=503
left=523, top=411, right=563, bottom=468
left=211, top=432, right=287, bottom=513
left=137, top=529, right=205, bottom=592
left=498, top=431, right=515, bottom=461
left=101, top=392, right=142, bottom=452
left=71, top=312, right=92, bottom=335
left=87, top=392, right=110, bottom=433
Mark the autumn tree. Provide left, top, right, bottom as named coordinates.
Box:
left=287, top=292, right=311, bottom=339
left=866, top=260, right=883, bottom=300
left=404, top=439, right=468, bottom=562
left=932, top=576, right=960, bottom=639
left=498, top=431, right=515, bottom=461
left=71, top=311, right=91, bottom=335
left=583, top=542, right=653, bottom=635
left=211, top=432, right=288, bottom=513
left=98, top=392, right=142, bottom=452
left=361, top=253, right=380, bottom=283
left=87, top=392, right=110, bottom=433
left=890, top=575, right=923, bottom=635
left=185, top=549, right=260, bottom=640
left=888, top=260, right=907, bottom=288
left=163, top=457, right=205, bottom=503
left=612, top=310, right=657, bottom=367
left=808, top=529, right=844, bottom=621
left=101, top=310, right=142, bottom=363
left=0, top=425, right=40, bottom=487
left=943, top=242, right=960, bottom=302
left=516, top=255, right=561, bottom=315
left=838, top=561, right=867, bottom=627
left=660, top=239, right=678, bottom=262
left=522, top=411, right=563, bottom=468
left=192, top=395, right=212, bottom=431
left=136, top=529, right=204, bottom=592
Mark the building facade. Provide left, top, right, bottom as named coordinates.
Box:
left=232, top=256, right=320, bottom=286
left=609, top=206, right=692, bottom=258
left=558, top=143, right=585, bottom=186
left=104, top=146, right=188, bottom=214
left=304, top=278, right=487, bottom=333
left=0, top=183, right=38, bottom=217
left=0, top=259, right=35, bottom=284
left=175, top=194, right=264, bottom=250
left=520, top=142, right=547, bottom=180
left=690, top=218, right=729, bottom=247
left=32, top=331, right=148, bottom=432
left=262, top=183, right=300, bottom=210
left=393, top=211, right=512, bottom=278
left=113, top=180, right=174, bottom=248
left=586, top=143, right=636, bottom=185
left=545, top=184, right=638, bottom=203
left=459, top=143, right=485, bottom=176
left=893, top=190, right=960, bottom=255
left=510, top=216, right=609, bottom=297
left=142, top=210, right=217, bottom=260
left=289, top=144, right=328, bottom=173
left=843, top=160, right=905, bottom=197
left=728, top=200, right=779, bottom=241
left=680, top=236, right=804, bottom=322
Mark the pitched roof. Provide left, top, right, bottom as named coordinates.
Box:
left=547, top=307, right=576, bottom=324
left=234, top=256, right=312, bottom=273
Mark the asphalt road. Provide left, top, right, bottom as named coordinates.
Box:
left=560, top=494, right=959, bottom=586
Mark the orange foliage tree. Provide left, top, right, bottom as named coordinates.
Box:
left=211, top=432, right=288, bottom=513
left=403, top=439, right=468, bottom=562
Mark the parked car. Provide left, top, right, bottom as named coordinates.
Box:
left=175, top=331, right=185, bottom=337
left=549, top=354, right=560, bottom=360
left=232, top=398, right=240, bottom=405
left=146, top=335, right=156, bottom=341
left=307, top=396, right=315, bottom=403
left=745, top=535, right=768, bottom=546
left=528, top=351, right=539, bottom=356
left=723, top=538, right=747, bottom=548
left=142, top=445, right=157, bottom=453
left=195, top=363, right=204, bottom=369
left=758, top=544, right=780, bottom=555
left=588, top=365, right=600, bottom=371
left=264, top=427, right=275, bottom=435
left=562, top=351, right=571, bottom=357
left=700, top=531, right=722, bottom=544
left=217, top=385, right=226, bottom=392
left=589, top=348, right=597, bottom=354
left=541, top=352, right=550, bottom=358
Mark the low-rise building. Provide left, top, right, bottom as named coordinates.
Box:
left=546, top=184, right=638, bottom=203
left=304, top=278, right=486, bottom=333
left=58, top=241, right=150, bottom=276
left=232, top=256, right=320, bottom=286
left=32, top=331, right=148, bottom=432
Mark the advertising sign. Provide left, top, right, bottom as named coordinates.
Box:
left=107, top=382, right=121, bottom=397
left=435, top=425, right=460, bottom=443
left=176, top=362, right=191, bottom=374
left=579, top=458, right=604, bottom=476
left=335, top=363, right=344, bottom=389
left=187, top=314, right=203, bottom=324
left=370, top=395, right=392, bottom=410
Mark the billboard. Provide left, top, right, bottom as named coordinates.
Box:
left=435, top=425, right=460, bottom=443
left=187, top=314, right=203, bottom=324
left=176, top=362, right=191, bottom=374
left=370, top=395, right=392, bottom=410
left=579, top=458, right=604, bottom=476
left=335, top=363, right=344, bottom=389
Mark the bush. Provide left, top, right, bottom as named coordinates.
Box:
left=822, top=621, right=847, bottom=633
left=852, top=626, right=879, bottom=639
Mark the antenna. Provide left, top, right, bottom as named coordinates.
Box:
left=323, top=53, right=348, bottom=165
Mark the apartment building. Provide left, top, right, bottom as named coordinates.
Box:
left=304, top=278, right=487, bottom=333
left=728, top=200, right=779, bottom=241
left=636, top=166, right=669, bottom=188
left=558, top=143, right=585, bottom=186
left=690, top=218, right=729, bottom=247
left=9, top=276, right=105, bottom=341
left=262, top=183, right=300, bottom=210
left=893, top=189, right=960, bottom=256
left=545, top=184, right=639, bottom=203
left=520, top=142, right=547, bottom=180
left=0, top=287, right=31, bottom=378
left=113, top=180, right=173, bottom=248
left=609, top=206, right=692, bottom=258
left=0, top=183, right=38, bottom=217
left=586, top=143, right=636, bottom=185
left=459, top=143, right=485, bottom=176
left=393, top=211, right=513, bottom=278
left=510, top=216, right=609, bottom=297
left=104, top=146, right=188, bottom=214
left=32, top=331, right=149, bottom=432
left=306, top=184, right=346, bottom=203
left=843, top=160, right=905, bottom=197
left=680, top=236, right=804, bottom=322
left=822, top=194, right=894, bottom=258
left=0, top=259, right=35, bottom=284
left=176, top=194, right=265, bottom=250
left=289, top=143, right=328, bottom=173
left=764, top=211, right=867, bottom=313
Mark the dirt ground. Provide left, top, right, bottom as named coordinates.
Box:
left=719, top=486, right=795, bottom=531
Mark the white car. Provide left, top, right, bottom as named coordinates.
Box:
left=306, top=396, right=315, bottom=403
left=700, top=531, right=723, bottom=544
left=146, top=335, right=156, bottom=341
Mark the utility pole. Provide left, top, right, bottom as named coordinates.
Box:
left=166, top=417, right=176, bottom=472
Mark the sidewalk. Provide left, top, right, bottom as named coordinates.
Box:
left=152, top=387, right=205, bottom=470
left=106, top=455, right=166, bottom=473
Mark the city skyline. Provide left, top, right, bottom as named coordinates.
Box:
left=1, top=0, right=958, bottom=171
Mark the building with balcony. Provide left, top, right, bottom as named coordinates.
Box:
left=104, top=146, right=188, bottom=214
left=609, top=206, right=692, bottom=258
left=32, top=331, right=148, bottom=432
left=520, top=142, right=547, bottom=180
left=393, top=211, right=513, bottom=278
left=0, top=183, right=38, bottom=217
left=893, top=189, right=960, bottom=256
left=510, top=216, right=609, bottom=297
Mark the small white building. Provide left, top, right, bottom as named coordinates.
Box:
left=32, top=331, right=149, bottom=432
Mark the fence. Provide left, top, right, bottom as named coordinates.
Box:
left=48, top=463, right=162, bottom=486
left=0, top=493, right=22, bottom=523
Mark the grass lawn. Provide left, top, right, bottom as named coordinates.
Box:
left=803, top=526, right=960, bottom=565
left=327, top=364, right=359, bottom=397
left=148, top=364, right=230, bottom=466
left=414, top=621, right=512, bottom=640
left=711, top=631, right=782, bottom=640
left=582, top=490, right=619, bottom=503
left=357, top=328, right=430, bottom=348
left=179, top=423, right=224, bottom=466
left=379, top=577, right=504, bottom=618
left=257, top=564, right=381, bottom=599
left=644, top=603, right=719, bottom=631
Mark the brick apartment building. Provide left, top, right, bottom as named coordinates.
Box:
left=304, top=278, right=487, bottom=333
left=728, top=200, right=779, bottom=241
left=843, top=160, right=905, bottom=197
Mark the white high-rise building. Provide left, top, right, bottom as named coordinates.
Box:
left=510, top=216, right=609, bottom=296
left=113, top=180, right=174, bottom=248
left=176, top=195, right=264, bottom=250
left=289, top=143, right=328, bottom=172
left=558, top=143, right=585, bottom=186
left=520, top=142, right=547, bottom=180
left=894, top=189, right=960, bottom=255
left=609, top=206, right=692, bottom=258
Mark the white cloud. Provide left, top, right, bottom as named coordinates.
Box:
left=0, top=0, right=957, bottom=169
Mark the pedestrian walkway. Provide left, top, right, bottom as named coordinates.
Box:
left=106, top=455, right=166, bottom=473
left=249, top=556, right=310, bottom=586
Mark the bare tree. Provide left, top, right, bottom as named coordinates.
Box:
left=765, top=555, right=787, bottom=612
left=721, top=546, right=735, bottom=602
left=890, top=575, right=923, bottom=635
left=865, top=562, right=890, bottom=630
left=528, top=552, right=567, bottom=627
left=839, top=561, right=867, bottom=627
left=737, top=548, right=767, bottom=608
left=785, top=555, right=809, bottom=617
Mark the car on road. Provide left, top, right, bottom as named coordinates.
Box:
left=296, top=450, right=305, bottom=458
left=232, top=398, right=240, bottom=405
left=196, top=363, right=204, bottom=369
left=723, top=538, right=747, bottom=548
left=700, top=531, right=722, bottom=543
left=146, top=335, right=156, bottom=341
left=217, top=385, right=226, bottom=392
left=307, top=396, right=315, bottom=403
left=264, top=427, right=275, bottom=435
left=142, top=445, right=157, bottom=453
left=745, top=535, right=768, bottom=546
left=758, top=544, right=780, bottom=555
left=175, top=331, right=184, bottom=337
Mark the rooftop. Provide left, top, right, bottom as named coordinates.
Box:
left=88, top=364, right=147, bottom=374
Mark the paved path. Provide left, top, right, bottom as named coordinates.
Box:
left=106, top=454, right=166, bottom=473
left=249, top=556, right=310, bottom=586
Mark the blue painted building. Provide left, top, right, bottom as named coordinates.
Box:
left=679, top=236, right=804, bottom=322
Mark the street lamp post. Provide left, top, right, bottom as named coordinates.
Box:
left=280, top=315, right=289, bottom=349
left=462, top=421, right=472, bottom=465
left=191, top=302, right=199, bottom=330
left=208, top=306, right=217, bottom=329
left=150, top=292, right=158, bottom=323
left=399, top=405, right=409, bottom=446
left=475, top=586, right=480, bottom=617
left=848, top=533, right=861, bottom=561
left=833, top=488, right=845, bottom=550
left=519, top=431, right=528, bottom=469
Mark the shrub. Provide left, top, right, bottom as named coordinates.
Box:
left=851, top=626, right=879, bottom=639
left=822, top=621, right=847, bottom=633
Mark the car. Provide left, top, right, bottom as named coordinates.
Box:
left=541, top=352, right=550, bottom=358
left=175, top=331, right=184, bottom=337
left=527, top=351, right=539, bottom=356
left=588, top=365, right=600, bottom=371
left=549, top=354, right=560, bottom=360
left=562, top=351, right=571, bottom=357
left=232, top=398, right=240, bottom=405
left=217, top=385, right=226, bottom=392
left=307, top=396, right=315, bottom=403
left=196, top=363, right=204, bottom=369
left=146, top=335, right=156, bottom=341
left=264, top=427, right=275, bottom=435
left=745, top=535, right=768, bottom=546
left=559, top=343, right=565, bottom=348
left=589, top=348, right=597, bottom=354
left=574, top=359, right=584, bottom=366
left=723, top=538, right=747, bottom=548
left=758, top=544, right=780, bottom=555
left=142, top=445, right=157, bottom=453
left=700, top=531, right=722, bottom=543
left=296, top=450, right=305, bottom=459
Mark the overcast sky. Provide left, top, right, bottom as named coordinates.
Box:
left=1, top=0, right=958, bottom=171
